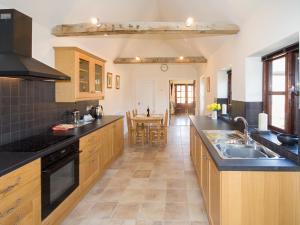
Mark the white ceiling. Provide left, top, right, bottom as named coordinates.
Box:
left=0, top=0, right=265, bottom=58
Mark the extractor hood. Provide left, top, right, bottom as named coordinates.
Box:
left=0, top=9, right=70, bottom=81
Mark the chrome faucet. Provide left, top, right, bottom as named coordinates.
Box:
left=234, top=116, right=252, bottom=145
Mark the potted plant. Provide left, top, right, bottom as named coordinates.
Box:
left=207, top=103, right=221, bottom=120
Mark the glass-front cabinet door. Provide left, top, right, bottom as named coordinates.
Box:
left=95, top=64, right=103, bottom=93
left=79, top=58, right=90, bottom=93
left=76, top=51, right=105, bottom=100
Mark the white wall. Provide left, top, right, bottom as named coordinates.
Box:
left=123, top=64, right=200, bottom=115
left=203, top=0, right=300, bottom=105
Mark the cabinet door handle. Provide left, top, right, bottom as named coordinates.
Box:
left=0, top=198, right=21, bottom=218
left=0, top=177, right=21, bottom=197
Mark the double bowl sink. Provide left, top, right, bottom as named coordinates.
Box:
left=203, top=130, right=282, bottom=159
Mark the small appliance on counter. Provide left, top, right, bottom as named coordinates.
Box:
left=90, top=105, right=103, bottom=119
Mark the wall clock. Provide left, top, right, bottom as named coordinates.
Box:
left=160, top=64, right=168, bottom=72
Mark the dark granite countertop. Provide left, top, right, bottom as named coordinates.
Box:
left=0, top=115, right=123, bottom=177
left=190, top=115, right=300, bottom=171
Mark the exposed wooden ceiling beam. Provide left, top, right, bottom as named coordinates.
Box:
left=113, top=56, right=207, bottom=64
left=52, top=22, right=239, bottom=37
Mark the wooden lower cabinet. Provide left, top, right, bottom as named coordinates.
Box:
left=43, top=118, right=124, bottom=225
left=0, top=159, right=41, bottom=225
left=190, top=125, right=300, bottom=225
left=208, top=157, right=220, bottom=225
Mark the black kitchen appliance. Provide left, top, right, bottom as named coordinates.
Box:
left=0, top=134, right=74, bottom=152
left=0, top=9, right=70, bottom=80
left=41, top=140, right=79, bottom=219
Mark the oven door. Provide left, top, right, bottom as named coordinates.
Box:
left=42, top=152, right=79, bottom=219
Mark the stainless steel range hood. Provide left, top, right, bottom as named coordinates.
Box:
left=0, top=9, right=70, bottom=81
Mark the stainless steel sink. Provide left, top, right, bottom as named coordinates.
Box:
left=203, top=130, right=282, bottom=159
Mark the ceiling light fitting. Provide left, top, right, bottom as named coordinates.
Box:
left=185, top=17, right=194, bottom=27
left=90, top=17, right=101, bottom=27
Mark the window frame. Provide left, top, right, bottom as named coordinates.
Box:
left=262, top=43, right=299, bottom=134
left=175, top=84, right=195, bottom=105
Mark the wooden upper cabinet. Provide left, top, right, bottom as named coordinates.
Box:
left=54, top=47, right=106, bottom=102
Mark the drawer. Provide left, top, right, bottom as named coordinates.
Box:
left=0, top=159, right=40, bottom=200
left=0, top=177, right=40, bottom=222
left=0, top=200, right=33, bottom=225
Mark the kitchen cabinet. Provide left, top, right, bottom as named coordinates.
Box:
left=201, top=144, right=209, bottom=208
left=190, top=124, right=300, bottom=225
left=208, top=156, right=221, bottom=225
left=113, top=118, right=124, bottom=156
left=54, top=47, right=106, bottom=102
left=0, top=159, right=41, bottom=225
left=42, top=118, right=124, bottom=225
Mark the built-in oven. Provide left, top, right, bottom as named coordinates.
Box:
left=41, top=140, right=79, bottom=219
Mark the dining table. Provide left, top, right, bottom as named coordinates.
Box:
left=131, top=114, right=164, bottom=125
left=131, top=114, right=164, bottom=143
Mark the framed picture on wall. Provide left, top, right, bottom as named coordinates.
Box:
left=116, top=75, right=120, bottom=89
left=206, top=77, right=210, bottom=92
left=107, top=72, right=113, bottom=88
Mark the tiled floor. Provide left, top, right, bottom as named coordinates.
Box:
left=62, top=125, right=209, bottom=225
left=170, top=114, right=191, bottom=126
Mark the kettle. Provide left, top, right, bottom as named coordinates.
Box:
left=94, top=105, right=103, bottom=119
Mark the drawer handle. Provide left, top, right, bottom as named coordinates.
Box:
left=0, top=177, right=21, bottom=196
left=0, top=198, right=21, bottom=218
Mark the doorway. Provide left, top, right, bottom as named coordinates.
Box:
left=135, top=80, right=155, bottom=114
left=169, top=80, right=196, bottom=126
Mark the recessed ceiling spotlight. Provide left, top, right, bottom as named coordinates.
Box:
left=135, top=56, right=141, bottom=61
left=185, top=17, right=194, bottom=27
left=90, top=17, right=101, bottom=27
left=179, top=56, right=184, bottom=60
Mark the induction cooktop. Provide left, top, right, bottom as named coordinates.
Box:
left=0, top=134, right=74, bottom=152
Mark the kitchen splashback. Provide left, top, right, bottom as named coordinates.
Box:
left=0, top=78, right=97, bottom=145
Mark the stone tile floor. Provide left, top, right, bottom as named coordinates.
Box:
left=62, top=125, right=209, bottom=225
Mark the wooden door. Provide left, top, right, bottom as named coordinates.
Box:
left=136, top=80, right=155, bottom=113
left=175, top=84, right=195, bottom=114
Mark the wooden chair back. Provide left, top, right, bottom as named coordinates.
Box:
left=163, top=109, right=169, bottom=126
left=132, top=109, right=138, bottom=117
left=126, top=111, right=132, bottom=130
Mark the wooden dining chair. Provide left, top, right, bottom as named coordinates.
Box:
left=132, top=109, right=138, bottom=117
left=126, top=111, right=145, bottom=146
left=149, top=109, right=169, bottom=145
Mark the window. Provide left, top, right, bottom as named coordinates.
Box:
left=176, top=84, right=186, bottom=104
left=263, top=43, right=299, bottom=133
left=175, top=84, right=194, bottom=104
